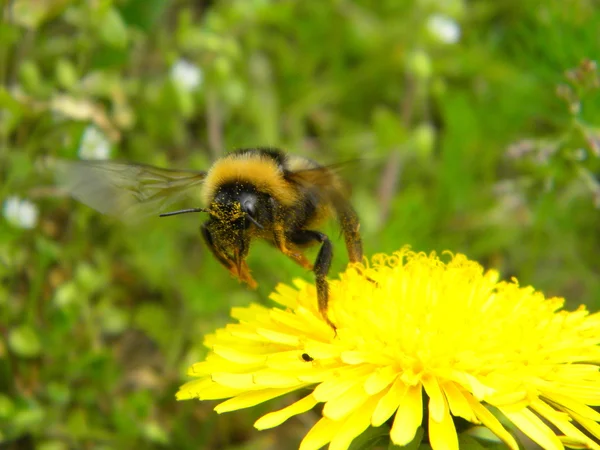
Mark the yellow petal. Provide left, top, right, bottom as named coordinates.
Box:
left=372, top=376, right=407, bottom=426
left=256, top=327, right=300, bottom=345
left=442, top=382, right=478, bottom=423
left=390, top=384, right=423, bottom=446
left=543, top=391, right=600, bottom=421
left=423, top=375, right=446, bottom=423
left=253, top=370, right=304, bottom=387
left=364, top=365, right=398, bottom=395
left=531, top=399, right=600, bottom=450
left=329, top=396, right=380, bottom=450
left=254, top=394, right=318, bottom=430
left=569, top=410, right=600, bottom=440
left=212, top=345, right=268, bottom=364
left=312, top=366, right=372, bottom=402
left=428, top=402, right=458, bottom=450
left=215, top=386, right=303, bottom=413
left=502, top=408, right=564, bottom=450
left=211, top=372, right=255, bottom=389
left=299, top=417, right=343, bottom=450
left=323, top=383, right=370, bottom=421
left=464, top=393, right=519, bottom=450
left=269, top=283, right=301, bottom=308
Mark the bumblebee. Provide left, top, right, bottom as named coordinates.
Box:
left=57, top=148, right=363, bottom=327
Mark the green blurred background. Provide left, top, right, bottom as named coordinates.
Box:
left=1, top=0, right=600, bottom=448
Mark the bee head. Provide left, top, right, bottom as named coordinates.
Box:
left=209, top=185, right=264, bottom=231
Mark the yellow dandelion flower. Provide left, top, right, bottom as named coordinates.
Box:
left=177, top=249, right=600, bottom=450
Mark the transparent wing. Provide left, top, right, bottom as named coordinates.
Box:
left=286, top=161, right=362, bottom=262
left=55, top=159, right=207, bottom=222
left=285, top=161, right=355, bottom=201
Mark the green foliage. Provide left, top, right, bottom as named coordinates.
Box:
left=1, top=0, right=599, bottom=448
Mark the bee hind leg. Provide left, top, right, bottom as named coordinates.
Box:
left=289, top=230, right=335, bottom=329
left=201, top=223, right=257, bottom=289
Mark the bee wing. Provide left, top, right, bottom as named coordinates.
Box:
left=55, top=159, right=207, bottom=222
left=286, top=161, right=362, bottom=262
left=286, top=162, right=354, bottom=202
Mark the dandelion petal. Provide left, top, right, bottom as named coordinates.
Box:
left=502, top=408, right=563, bottom=450
left=390, top=384, right=423, bottom=446
left=299, top=417, right=342, bottom=450
left=254, top=394, right=318, bottom=430
left=429, top=405, right=459, bottom=450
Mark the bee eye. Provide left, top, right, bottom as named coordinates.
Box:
left=240, top=193, right=257, bottom=216
left=242, top=200, right=255, bottom=215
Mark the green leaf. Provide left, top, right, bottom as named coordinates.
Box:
left=372, top=106, right=408, bottom=154
left=37, top=441, right=69, bottom=450
left=458, top=434, right=507, bottom=449
left=0, top=394, right=16, bottom=419
left=8, top=325, right=42, bottom=358
left=347, top=425, right=390, bottom=450
left=99, top=7, right=128, bottom=49
left=12, top=0, right=71, bottom=28
left=119, top=0, right=168, bottom=31
left=55, top=58, right=79, bottom=90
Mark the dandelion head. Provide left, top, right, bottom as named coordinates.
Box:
left=178, top=249, right=600, bottom=450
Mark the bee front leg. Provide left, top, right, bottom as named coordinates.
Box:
left=289, top=230, right=335, bottom=329
left=201, top=223, right=257, bottom=289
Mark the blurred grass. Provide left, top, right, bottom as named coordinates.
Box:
left=1, top=0, right=600, bottom=449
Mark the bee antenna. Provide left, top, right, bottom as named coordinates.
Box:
left=159, top=208, right=209, bottom=217
left=246, top=213, right=263, bottom=229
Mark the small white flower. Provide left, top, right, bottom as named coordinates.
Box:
left=170, top=59, right=203, bottom=92
left=427, top=14, right=461, bottom=44
left=79, top=125, right=111, bottom=160
left=3, top=196, right=39, bottom=229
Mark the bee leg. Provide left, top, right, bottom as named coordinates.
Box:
left=289, top=230, right=335, bottom=329
left=336, top=204, right=376, bottom=285
left=273, top=228, right=313, bottom=270
left=338, top=207, right=363, bottom=264
left=201, top=223, right=257, bottom=289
